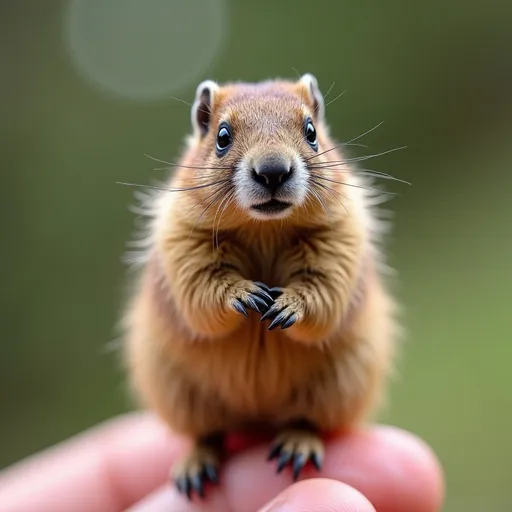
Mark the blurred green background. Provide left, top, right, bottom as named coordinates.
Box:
left=1, top=1, right=511, bottom=510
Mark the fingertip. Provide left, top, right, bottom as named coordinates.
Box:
left=258, top=478, right=376, bottom=512
left=373, top=426, right=445, bottom=511
left=323, top=425, right=444, bottom=512
left=222, top=424, right=444, bottom=512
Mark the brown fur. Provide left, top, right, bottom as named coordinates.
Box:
left=122, top=76, right=399, bottom=452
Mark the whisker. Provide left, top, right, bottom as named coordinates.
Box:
left=343, top=142, right=369, bottom=148
left=168, top=96, right=211, bottom=116
left=188, top=187, right=227, bottom=239
left=311, top=162, right=383, bottom=173
left=213, top=189, right=236, bottom=250
left=297, top=68, right=307, bottom=110
left=308, top=185, right=332, bottom=221
left=310, top=178, right=348, bottom=201
left=307, top=160, right=350, bottom=167
left=307, top=145, right=407, bottom=168
left=313, top=180, right=351, bottom=218
left=306, top=122, right=387, bottom=162
left=310, top=174, right=398, bottom=195
left=323, top=81, right=336, bottom=101
left=185, top=181, right=228, bottom=216
left=356, top=168, right=411, bottom=185
left=168, top=95, right=194, bottom=109
left=182, top=180, right=229, bottom=216
left=117, top=179, right=231, bottom=193
left=143, top=153, right=231, bottom=170
left=344, top=121, right=384, bottom=145
left=291, top=66, right=302, bottom=79
left=307, top=166, right=411, bottom=186
left=323, top=90, right=346, bottom=110
left=212, top=188, right=232, bottom=248
left=152, top=165, right=231, bottom=172
left=305, top=142, right=346, bottom=162
left=117, top=182, right=171, bottom=193
left=311, top=144, right=369, bottom=153
left=344, top=146, right=407, bottom=163
left=353, top=171, right=411, bottom=185
left=301, top=191, right=315, bottom=223
left=310, top=179, right=349, bottom=218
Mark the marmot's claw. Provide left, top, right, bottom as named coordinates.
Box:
left=175, top=468, right=213, bottom=501
left=268, top=310, right=292, bottom=330
left=268, top=441, right=284, bottom=460
left=269, top=287, right=284, bottom=299
left=310, top=451, right=322, bottom=471
left=260, top=303, right=281, bottom=322
left=292, top=453, right=308, bottom=480
left=254, top=282, right=283, bottom=301
left=254, top=281, right=271, bottom=293
left=243, top=295, right=261, bottom=313
left=260, top=304, right=297, bottom=330
left=232, top=290, right=274, bottom=318
left=203, top=463, right=219, bottom=484
left=252, top=283, right=275, bottom=305
left=191, top=473, right=204, bottom=498
left=252, top=290, right=274, bottom=308
left=280, top=313, right=298, bottom=330
left=175, top=475, right=191, bottom=499
left=267, top=428, right=324, bottom=481
left=173, top=447, right=220, bottom=500
left=232, top=299, right=249, bottom=317
left=276, top=450, right=293, bottom=472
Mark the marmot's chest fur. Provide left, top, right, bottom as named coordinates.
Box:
left=212, top=224, right=324, bottom=285
left=162, top=223, right=339, bottom=416
left=179, top=314, right=333, bottom=420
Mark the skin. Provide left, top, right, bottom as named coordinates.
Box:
left=0, top=412, right=444, bottom=512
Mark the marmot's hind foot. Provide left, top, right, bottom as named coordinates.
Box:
left=268, top=427, right=324, bottom=480
left=172, top=443, right=221, bottom=500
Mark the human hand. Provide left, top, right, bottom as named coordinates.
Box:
left=0, top=412, right=444, bottom=512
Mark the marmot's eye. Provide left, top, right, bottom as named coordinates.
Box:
left=216, top=123, right=232, bottom=155
left=304, top=118, right=318, bottom=150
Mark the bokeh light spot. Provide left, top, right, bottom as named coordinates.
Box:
left=64, top=0, right=228, bottom=100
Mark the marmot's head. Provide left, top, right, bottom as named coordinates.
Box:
left=179, top=74, right=343, bottom=224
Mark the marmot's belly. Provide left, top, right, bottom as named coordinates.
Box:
left=186, top=317, right=331, bottom=419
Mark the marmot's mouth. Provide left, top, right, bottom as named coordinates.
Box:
left=252, top=199, right=292, bottom=214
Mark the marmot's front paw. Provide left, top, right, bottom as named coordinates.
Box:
left=260, top=290, right=304, bottom=330
left=229, top=281, right=274, bottom=317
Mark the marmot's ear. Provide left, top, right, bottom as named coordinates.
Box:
left=299, top=73, right=324, bottom=121
left=191, top=80, right=219, bottom=137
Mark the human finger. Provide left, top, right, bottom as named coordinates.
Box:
left=222, top=425, right=444, bottom=512
left=122, top=423, right=443, bottom=512
left=0, top=416, right=444, bottom=512
left=0, top=412, right=187, bottom=512
left=126, top=477, right=375, bottom=512
left=257, top=478, right=376, bottom=512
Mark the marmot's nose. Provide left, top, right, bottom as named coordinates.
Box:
left=252, top=157, right=292, bottom=193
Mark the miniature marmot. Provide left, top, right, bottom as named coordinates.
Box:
left=121, top=73, right=400, bottom=500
